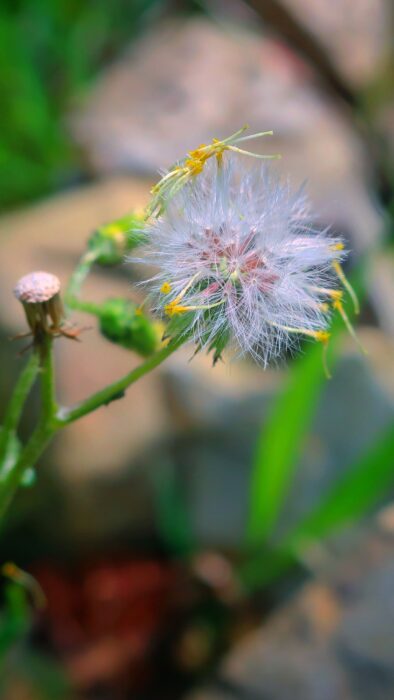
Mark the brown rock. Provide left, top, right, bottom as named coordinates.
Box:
left=186, top=519, right=394, bottom=700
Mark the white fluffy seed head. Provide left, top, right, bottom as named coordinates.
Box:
left=137, top=156, right=346, bottom=366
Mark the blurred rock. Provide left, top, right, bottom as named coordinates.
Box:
left=71, top=17, right=381, bottom=252
left=281, top=0, right=391, bottom=88
left=368, top=250, right=394, bottom=337
left=185, top=518, right=394, bottom=700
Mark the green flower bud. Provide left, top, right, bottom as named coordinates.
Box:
left=88, top=211, right=147, bottom=266
left=98, top=298, right=160, bottom=356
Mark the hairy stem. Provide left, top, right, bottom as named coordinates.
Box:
left=56, top=340, right=181, bottom=426
left=40, top=336, right=57, bottom=423
left=65, top=250, right=98, bottom=310
left=0, top=352, right=40, bottom=464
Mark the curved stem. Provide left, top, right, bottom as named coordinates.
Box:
left=56, top=339, right=182, bottom=426
left=65, top=250, right=98, bottom=311
left=0, top=352, right=40, bottom=463
left=68, top=299, right=102, bottom=316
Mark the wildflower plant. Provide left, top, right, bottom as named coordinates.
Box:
left=0, top=126, right=362, bottom=524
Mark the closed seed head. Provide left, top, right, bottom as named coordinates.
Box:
left=14, top=271, right=61, bottom=304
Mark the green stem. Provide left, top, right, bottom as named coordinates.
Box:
left=0, top=421, right=55, bottom=520
left=0, top=352, right=40, bottom=463
left=0, top=336, right=57, bottom=521
left=65, top=250, right=98, bottom=310
left=56, top=340, right=181, bottom=426
left=1, top=353, right=40, bottom=434
left=40, top=335, right=57, bottom=423
left=68, top=299, right=102, bottom=316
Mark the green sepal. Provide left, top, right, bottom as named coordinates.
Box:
left=88, top=211, right=147, bottom=266
left=164, top=308, right=231, bottom=364
left=98, top=298, right=159, bottom=356
left=208, top=327, right=231, bottom=364
left=164, top=310, right=195, bottom=341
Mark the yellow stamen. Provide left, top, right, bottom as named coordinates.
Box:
left=146, top=126, right=278, bottom=218
left=160, top=281, right=172, bottom=294
left=332, top=299, right=367, bottom=354
left=314, top=330, right=331, bottom=343
left=268, top=322, right=331, bottom=377
left=269, top=321, right=330, bottom=342
left=104, top=224, right=122, bottom=237
left=332, top=261, right=360, bottom=314
left=331, top=242, right=345, bottom=251
left=165, top=302, right=190, bottom=317
left=184, top=158, right=204, bottom=175
left=311, top=286, right=343, bottom=301
left=319, top=302, right=330, bottom=313
left=165, top=299, right=225, bottom=317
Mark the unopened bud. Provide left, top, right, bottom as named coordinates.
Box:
left=88, top=211, right=147, bottom=266
left=98, top=298, right=159, bottom=356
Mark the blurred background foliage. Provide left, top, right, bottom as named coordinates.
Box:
left=0, top=0, right=175, bottom=210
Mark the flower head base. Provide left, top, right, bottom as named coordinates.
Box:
left=146, top=126, right=279, bottom=219
left=138, top=155, right=361, bottom=371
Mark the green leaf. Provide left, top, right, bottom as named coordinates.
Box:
left=246, top=341, right=330, bottom=548
left=290, top=424, right=394, bottom=546
left=241, top=424, right=394, bottom=593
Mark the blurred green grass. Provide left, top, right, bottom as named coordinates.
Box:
left=0, top=0, right=164, bottom=211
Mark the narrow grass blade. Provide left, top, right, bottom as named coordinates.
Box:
left=246, top=342, right=329, bottom=548
left=290, top=423, right=394, bottom=546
